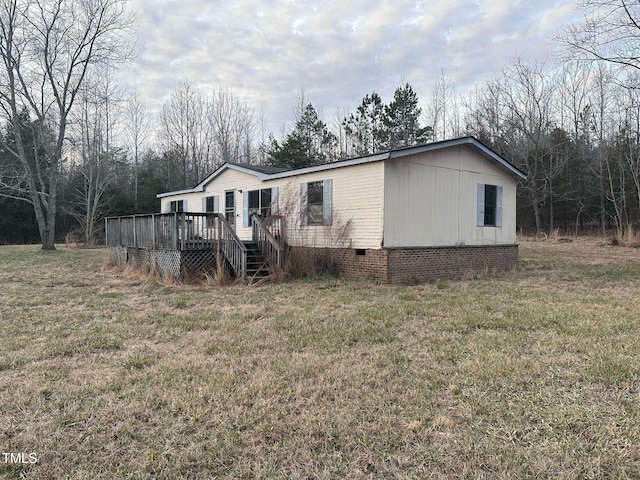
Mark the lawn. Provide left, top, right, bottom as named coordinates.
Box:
left=0, top=240, right=639, bottom=479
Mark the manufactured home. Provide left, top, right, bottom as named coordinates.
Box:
left=106, top=136, right=526, bottom=283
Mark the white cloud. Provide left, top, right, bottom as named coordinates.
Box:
left=124, top=0, right=582, bottom=135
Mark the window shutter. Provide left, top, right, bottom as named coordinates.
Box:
left=213, top=195, right=219, bottom=214
left=477, top=184, right=485, bottom=227
left=322, top=179, right=332, bottom=226
left=271, top=187, right=279, bottom=215
left=201, top=197, right=208, bottom=229
left=243, top=191, right=249, bottom=228
left=496, top=186, right=503, bottom=228
left=300, top=183, right=308, bottom=227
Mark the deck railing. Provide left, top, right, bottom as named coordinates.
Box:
left=105, top=211, right=286, bottom=282
left=218, top=214, right=247, bottom=280
left=264, top=215, right=284, bottom=241
left=105, top=212, right=217, bottom=250
left=251, top=214, right=283, bottom=270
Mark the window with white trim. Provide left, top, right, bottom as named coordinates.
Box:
left=248, top=189, right=260, bottom=221
left=243, top=187, right=278, bottom=227
left=169, top=200, right=185, bottom=212
left=307, top=181, right=323, bottom=225
left=301, top=179, right=332, bottom=226
left=247, top=189, right=271, bottom=222
left=204, top=196, right=218, bottom=213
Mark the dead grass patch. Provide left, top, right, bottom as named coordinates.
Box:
left=0, top=243, right=639, bottom=478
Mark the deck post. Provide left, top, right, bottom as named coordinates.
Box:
left=133, top=215, right=137, bottom=248
left=180, top=212, right=186, bottom=250
left=242, top=250, right=246, bottom=281
left=174, top=212, right=179, bottom=250
left=216, top=215, right=221, bottom=258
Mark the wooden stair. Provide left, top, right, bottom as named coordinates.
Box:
left=243, top=241, right=270, bottom=281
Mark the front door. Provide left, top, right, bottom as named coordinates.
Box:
left=225, top=190, right=236, bottom=229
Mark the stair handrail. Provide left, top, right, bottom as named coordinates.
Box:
left=218, top=213, right=247, bottom=281
left=251, top=214, right=283, bottom=270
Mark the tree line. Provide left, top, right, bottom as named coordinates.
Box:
left=1, top=0, right=640, bottom=246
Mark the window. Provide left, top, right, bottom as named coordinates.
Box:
left=301, top=179, right=332, bottom=226
left=204, top=196, right=217, bottom=213
left=201, top=195, right=218, bottom=229
left=169, top=200, right=184, bottom=212
left=477, top=184, right=502, bottom=227
left=243, top=187, right=278, bottom=227
left=484, top=185, right=497, bottom=226
left=307, top=181, right=324, bottom=225
left=248, top=190, right=260, bottom=222
left=260, top=189, right=272, bottom=217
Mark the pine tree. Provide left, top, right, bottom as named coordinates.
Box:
left=382, top=83, right=432, bottom=150
left=267, top=103, right=337, bottom=169
left=343, top=92, right=385, bottom=156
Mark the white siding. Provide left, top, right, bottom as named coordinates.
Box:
left=384, top=145, right=518, bottom=247
left=158, top=145, right=518, bottom=250
left=159, top=191, right=206, bottom=214
left=281, top=162, right=384, bottom=248
left=159, top=163, right=385, bottom=248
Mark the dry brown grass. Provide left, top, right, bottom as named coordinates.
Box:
left=0, top=242, right=639, bottom=478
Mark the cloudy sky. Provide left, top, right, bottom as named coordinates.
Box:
left=121, top=0, right=583, bottom=135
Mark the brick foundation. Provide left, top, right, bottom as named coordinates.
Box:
left=385, top=245, right=519, bottom=284
left=288, top=244, right=519, bottom=284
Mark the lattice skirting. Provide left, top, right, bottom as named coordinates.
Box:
left=182, top=250, right=217, bottom=278
left=108, top=247, right=217, bottom=280
left=153, top=250, right=182, bottom=278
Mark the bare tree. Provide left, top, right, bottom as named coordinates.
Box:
left=559, top=0, right=640, bottom=72
left=462, top=78, right=508, bottom=149
left=124, top=91, right=152, bottom=208
left=556, top=63, right=593, bottom=143
left=66, top=72, right=123, bottom=244
left=257, top=108, right=269, bottom=165
left=427, top=69, right=458, bottom=141
left=207, top=86, right=256, bottom=165
left=158, top=79, right=210, bottom=186
left=588, top=65, right=619, bottom=235
left=621, top=75, right=640, bottom=227
left=0, top=0, right=133, bottom=250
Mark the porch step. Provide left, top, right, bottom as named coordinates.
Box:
left=243, top=241, right=270, bottom=280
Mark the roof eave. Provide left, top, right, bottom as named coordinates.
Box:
left=265, top=152, right=390, bottom=180
left=156, top=186, right=203, bottom=199
left=157, top=163, right=271, bottom=198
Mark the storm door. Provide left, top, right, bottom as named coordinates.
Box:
left=225, top=190, right=236, bottom=229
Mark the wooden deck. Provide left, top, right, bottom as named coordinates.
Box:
left=105, top=212, right=283, bottom=281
